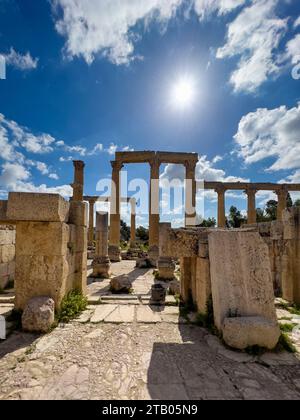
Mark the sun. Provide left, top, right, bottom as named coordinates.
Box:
left=171, top=77, right=195, bottom=109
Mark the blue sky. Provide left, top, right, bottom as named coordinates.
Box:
left=0, top=0, right=300, bottom=227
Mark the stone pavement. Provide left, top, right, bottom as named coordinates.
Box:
left=0, top=261, right=300, bottom=400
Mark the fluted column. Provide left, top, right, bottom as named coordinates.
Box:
left=276, top=187, right=288, bottom=221
left=215, top=185, right=226, bottom=228
left=92, top=212, right=111, bottom=278
left=245, top=187, right=257, bottom=225
left=148, top=157, right=160, bottom=265
left=72, top=160, right=85, bottom=201
left=88, top=198, right=97, bottom=246
left=109, top=160, right=123, bottom=262
left=130, top=198, right=136, bottom=247
left=185, top=160, right=197, bottom=227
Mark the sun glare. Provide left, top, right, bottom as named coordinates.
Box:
left=171, top=77, right=196, bottom=109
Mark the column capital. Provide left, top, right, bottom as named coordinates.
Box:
left=184, top=159, right=197, bottom=174
left=245, top=186, right=257, bottom=195
left=215, top=184, right=226, bottom=194
left=276, top=185, right=288, bottom=196
left=73, top=160, right=85, bottom=170
left=111, top=160, right=124, bottom=171
left=149, top=157, right=160, bottom=171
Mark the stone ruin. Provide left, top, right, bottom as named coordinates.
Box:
left=0, top=223, right=15, bottom=290
left=0, top=152, right=299, bottom=352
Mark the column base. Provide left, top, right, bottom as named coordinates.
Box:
left=108, top=245, right=121, bottom=262
left=92, top=256, right=111, bottom=278
left=148, top=245, right=159, bottom=267
left=157, top=257, right=176, bottom=281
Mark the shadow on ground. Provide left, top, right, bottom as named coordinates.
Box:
left=146, top=324, right=300, bottom=400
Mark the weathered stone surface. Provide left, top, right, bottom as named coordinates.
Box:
left=209, top=230, right=277, bottom=332
left=169, top=280, right=180, bottom=296
left=22, top=297, right=55, bottom=333
left=7, top=193, right=69, bottom=222
left=68, top=201, right=88, bottom=227
left=195, top=257, right=211, bottom=314
left=16, top=222, right=70, bottom=257
left=110, top=275, right=132, bottom=293
left=136, top=306, right=161, bottom=323
left=0, top=201, right=8, bottom=221
left=104, top=305, right=135, bottom=323
left=90, top=305, right=116, bottom=323
left=223, top=317, right=280, bottom=350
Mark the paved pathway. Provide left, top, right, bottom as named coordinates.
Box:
left=0, top=261, right=300, bottom=400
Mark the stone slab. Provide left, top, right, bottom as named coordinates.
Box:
left=136, top=306, right=161, bottom=323
left=7, top=193, right=69, bottom=222
left=104, top=305, right=135, bottom=323
left=90, top=305, right=117, bottom=323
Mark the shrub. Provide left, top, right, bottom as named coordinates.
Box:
left=56, top=290, right=88, bottom=324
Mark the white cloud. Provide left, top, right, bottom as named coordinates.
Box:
left=0, top=163, right=30, bottom=190
left=52, top=0, right=183, bottom=65
left=193, top=0, right=245, bottom=20
left=59, top=156, right=73, bottom=162
left=106, top=143, right=118, bottom=156
left=36, top=161, right=49, bottom=175
left=49, top=173, right=59, bottom=180
left=88, top=143, right=103, bottom=155
left=286, top=33, right=300, bottom=65
left=234, top=103, right=300, bottom=171
left=160, top=155, right=248, bottom=184
left=216, top=0, right=287, bottom=93
left=294, top=16, right=300, bottom=29
left=4, top=48, right=38, bottom=70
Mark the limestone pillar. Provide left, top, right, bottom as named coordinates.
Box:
left=215, top=185, right=226, bottom=228
left=88, top=198, right=97, bottom=247
left=109, top=160, right=123, bottom=262
left=185, top=160, right=197, bottom=227
left=276, top=187, right=288, bottom=221
left=157, top=223, right=175, bottom=280
left=92, top=212, right=111, bottom=278
left=130, top=198, right=136, bottom=248
left=148, top=157, right=160, bottom=264
left=72, top=160, right=85, bottom=201
left=246, top=188, right=257, bottom=225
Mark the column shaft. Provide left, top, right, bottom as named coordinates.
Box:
left=149, top=158, right=160, bottom=264
left=109, top=161, right=123, bottom=262
left=93, top=212, right=111, bottom=278
left=88, top=199, right=96, bottom=246
left=216, top=187, right=226, bottom=228
left=72, top=161, right=85, bottom=201
left=277, top=188, right=288, bottom=220
left=185, top=161, right=197, bottom=227
left=246, top=188, right=257, bottom=225
left=130, top=199, right=136, bottom=247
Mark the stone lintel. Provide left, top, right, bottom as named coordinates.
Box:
left=204, top=181, right=300, bottom=193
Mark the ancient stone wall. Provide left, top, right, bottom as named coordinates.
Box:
left=0, top=225, right=15, bottom=289
left=0, top=193, right=88, bottom=311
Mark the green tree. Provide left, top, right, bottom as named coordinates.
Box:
left=265, top=200, right=278, bottom=221
left=120, top=220, right=130, bottom=242
left=294, top=199, right=300, bottom=207
left=256, top=208, right=267, bottom=223
left=136, top=226, right=149, bottom=242
left=287, top=192, right=293, bottom=208
left=228, top=206, right=247, bottom=228
left=198, top=217, right=216, bottom=228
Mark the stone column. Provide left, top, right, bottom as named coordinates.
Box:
left=148, top=157, right=160, bottom=265
left=130, top=198, right=136, bottom=248
left=109, top=160, right=123, bottom=262
left=88, top=198, right=97, bottom=247
left=245, top=187, right=257, bottom=225
left=185, top=160, right=197, bottom=227
left=215, top=185, right=226, bottom=228
left=92, top=212, right=111, bottom=278
left=276, top=187, right=288, bottom=221
left=72, top=161, right=85, bottom=201
left=157, top=223, right=175, bottom=280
